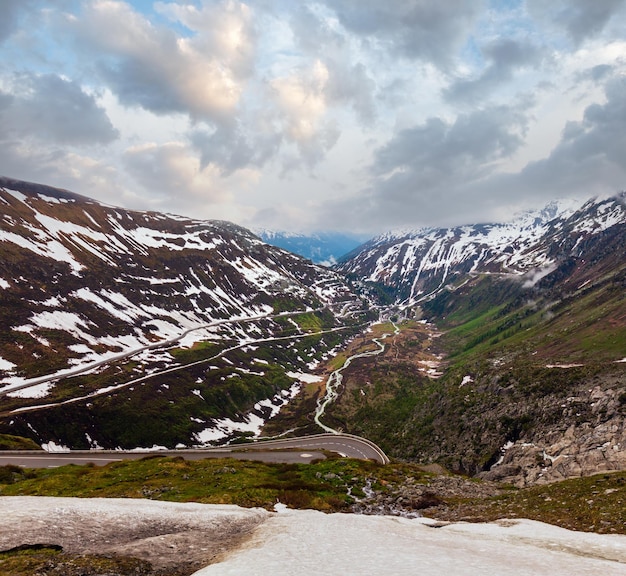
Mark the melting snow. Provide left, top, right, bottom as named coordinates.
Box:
left=42, top=441, right=70, bottom=452
left=286, top=371, right=323, bottom=384
left=192, top=508, right=626, bottom=576
left=459, top=375, right=473, bottom=387
left=195, top=383, right=302, bottom=444
left=6, top=382, right=55, bottom=399
left=0, top=356, right=16, bottom=371
left=2, top=497, right=623, bottom=576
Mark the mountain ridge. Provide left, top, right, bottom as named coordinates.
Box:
left=337, top=192, right=626, bottom=305
left=254, top=228, right=368, bottom=266
left=0, top=176, right=369, bottom=449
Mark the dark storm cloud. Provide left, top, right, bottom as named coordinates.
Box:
left=0, top=73, right=118, bottom=145
left=444, top=39, right=544, bottom=104
left=319, top=0, right=483, bottom=68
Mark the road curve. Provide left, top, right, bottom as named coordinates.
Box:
left=0, top=433, right=389, bottom=468
left=243, top=433, right=390, bottom=464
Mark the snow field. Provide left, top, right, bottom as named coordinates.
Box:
left=192, top=508, right=626, bottom=576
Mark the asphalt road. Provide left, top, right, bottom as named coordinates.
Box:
left=0, top=433, right=389, bottom=468
left=0, top=450, right=327, bottom=467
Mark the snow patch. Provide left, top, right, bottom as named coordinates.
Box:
left=7, top=382, right=55, bottom=399
left=286, top=371, right=323, bottom=384
left=42, top=441, right=70, bottom=453
left=0, top=356, right=16, bottom=371
left=191, top=509, right=626, bottom=575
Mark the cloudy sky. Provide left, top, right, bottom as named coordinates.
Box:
left=1, top=1, right=625, bottom=234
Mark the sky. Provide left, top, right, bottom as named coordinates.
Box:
left=0, top=0, right=625, bottom=235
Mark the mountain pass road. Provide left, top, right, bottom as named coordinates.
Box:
left=0, top=433, right=389, bottom=468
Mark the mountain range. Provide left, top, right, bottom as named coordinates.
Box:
left=330, top=191, right=626, bottom=485
left=254, top=229, right=367, bottom=266
left=1, top=175, right=625, bottom=488
left=0, top=176, right=369, bottom=450
left=337, top=196, right=624, bottom=303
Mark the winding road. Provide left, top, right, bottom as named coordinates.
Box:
left=0, top=308, right=393, bottom=468
left=0, top=433, right=389, bottom=467
left=0, top=306, right=351, bottom=399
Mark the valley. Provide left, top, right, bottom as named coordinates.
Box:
left=1, top=176, right=625, bottom=510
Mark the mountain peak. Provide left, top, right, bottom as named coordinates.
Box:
left=338, top=194, right=626, bottom=305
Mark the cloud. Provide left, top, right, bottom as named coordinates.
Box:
left=270, top=60, right=340, bottom=168
left=513, top=75, right=626, bottom=197
left=372, top=104, right=529, bottom=184
left=191, top=119, right=282, bottom=176
left=288, top=6, right=377, bottom=124
left=0, top=136, right=125, bottom=205
left=0, top=73, right=118, bottom=145
left=576, top=64, right=616, bottom=84
left=289, top=3, right=346, bottom=55
left=2, top=1, right=625, bottom=236
left=60, top=0, right=256, bottom=122
left=0, top=0, right=32, bottom=44
left=528, top=0, right=626, bottom=46
left=154, top=0, right=257, bottom=79
left=123, top=141, right=229, bottom=208
left=314, top=103, right=532, bottom=232
left=444, top=39, right=544, bottom=104
left=319, top=0, right=483, bottom=68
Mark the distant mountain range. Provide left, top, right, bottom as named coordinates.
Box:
left=337, top=195, right=624, bottom=304
left=254, top=229, right=368, bottom=266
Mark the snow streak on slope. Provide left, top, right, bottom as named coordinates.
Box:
left=338, top=196, right=626, bottom=305
left=0, top=179, right=360, bottom=391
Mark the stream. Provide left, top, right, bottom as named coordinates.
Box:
left=314, top=322, right=399, bottom=434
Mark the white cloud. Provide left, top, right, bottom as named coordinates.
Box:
left=0, top=1, right=625, bottom=235
left=270, top=60, right=340, bottom=168
left=59, top=0, right=251, bottom=121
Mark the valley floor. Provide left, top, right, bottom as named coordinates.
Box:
left=1, top=496, right=625, bottom=576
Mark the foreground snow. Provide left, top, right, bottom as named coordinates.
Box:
left=1, top=497, right=624, bottom=575
left=195, top=507, right=626, bottom=576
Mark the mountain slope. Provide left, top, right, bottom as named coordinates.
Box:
left=0, top=176, right=369, bottom=449
left=337, top=197, right=626, bottom=304
left=331, top=194, right=626, bottom=485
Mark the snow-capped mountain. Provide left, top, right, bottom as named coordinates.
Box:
left=254, top=229, right=367, bottom=266
left=337, top=195, right=626, bottom=305
left=332, top=193, right=626, bottom=486
left=0, top=176, right=367, bottom=449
